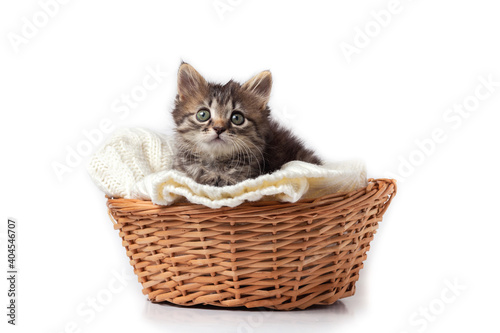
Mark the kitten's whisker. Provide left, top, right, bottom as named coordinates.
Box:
left=243, top=138, right=266, bottom=174
left=230, top=138, right=244, bottom=171
left=231, top=137, right=252, bottom=176
left=233, top=137, right=264, bottom=176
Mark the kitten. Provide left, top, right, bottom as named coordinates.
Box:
left=171, top=63, right=321, bottom=187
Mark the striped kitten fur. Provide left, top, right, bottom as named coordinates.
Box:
left=172, top=63, right=321, bottom=187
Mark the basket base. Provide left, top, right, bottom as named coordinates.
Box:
left=147, top=284, right=357, bottom=310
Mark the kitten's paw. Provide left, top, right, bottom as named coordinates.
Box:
left=198, top=173, right=237, bottom=187
left=215, top=178, right=236, bottom=187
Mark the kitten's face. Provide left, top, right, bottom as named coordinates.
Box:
left=172, top=63, right=272, bottom=157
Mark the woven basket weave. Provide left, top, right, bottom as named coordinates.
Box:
left=107, top=178, right=396, bottom=310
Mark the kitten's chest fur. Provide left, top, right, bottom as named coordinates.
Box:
left=173, top=144, right=262, bottom=187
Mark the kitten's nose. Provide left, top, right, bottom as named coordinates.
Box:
left=213, top=127, right=226, bottom=135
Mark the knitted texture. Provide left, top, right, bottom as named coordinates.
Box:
left=88, top=128, right=367, bottom=208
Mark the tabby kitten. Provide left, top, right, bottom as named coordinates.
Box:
left=172, top=63, right=321, bottom=187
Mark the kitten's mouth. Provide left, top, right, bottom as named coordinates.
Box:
left=211, top=139, right=226, bottom=146
left=203, top=135, right=230, bottom=152
left=210, top=136, right=225, bottom=143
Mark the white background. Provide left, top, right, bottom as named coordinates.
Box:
left=1, top=0, right=499, bottom=332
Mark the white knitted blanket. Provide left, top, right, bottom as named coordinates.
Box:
left=87, top=128, right=367, bottom=208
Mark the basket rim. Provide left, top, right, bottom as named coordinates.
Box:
left=106, top=178, right=397, bottom=214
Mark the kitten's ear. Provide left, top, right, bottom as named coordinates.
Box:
left=242, top=70, right=272, bottom=108
left=177, top=63, right=208, bottom=101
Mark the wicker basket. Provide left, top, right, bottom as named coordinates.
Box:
left=107, top=178, right=396, bottom=310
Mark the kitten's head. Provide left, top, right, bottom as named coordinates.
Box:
left=172, top=63, right=272, bottom=157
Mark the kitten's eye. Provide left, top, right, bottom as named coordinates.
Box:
left=196, top=109, right=211, bottom=122
left=231, top=111, right=245, bottom=125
